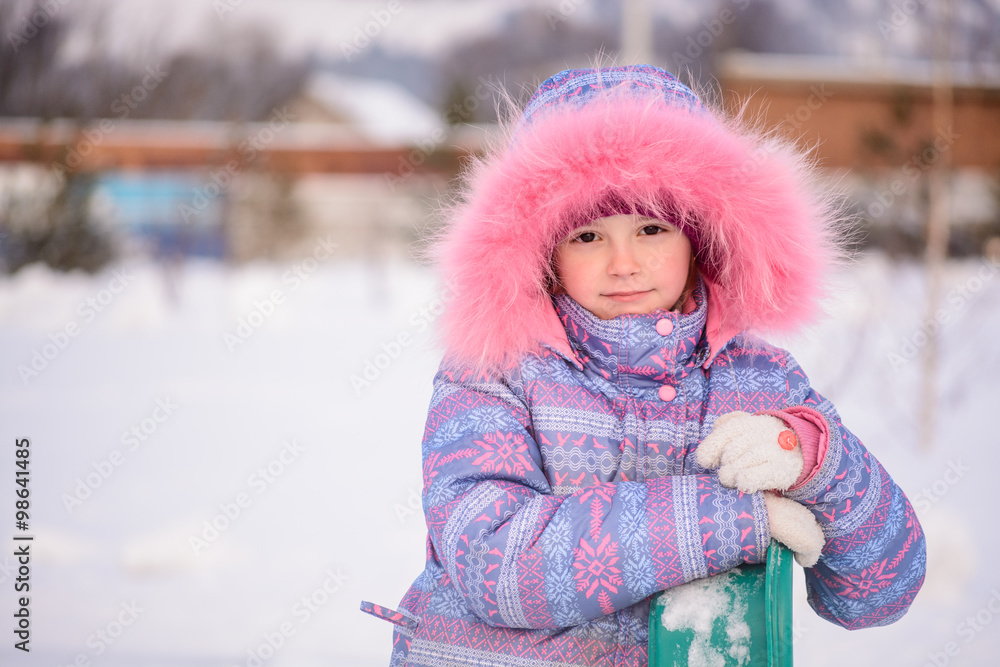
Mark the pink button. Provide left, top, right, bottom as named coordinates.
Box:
left=656, top=318, right=674, bottom=336
left=658, top=385, right=677, bottom=401
left=778, top=430, right=798, bottom=451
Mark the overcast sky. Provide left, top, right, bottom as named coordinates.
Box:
left=56, top=0, right=733, bottom=63
left=77, top=0, right=547, bottom=61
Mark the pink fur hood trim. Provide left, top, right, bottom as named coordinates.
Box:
left=429, top=88, right=843, bottom=373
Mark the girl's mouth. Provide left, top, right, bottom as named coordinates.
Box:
left=603, top=290, right=651, bottom=302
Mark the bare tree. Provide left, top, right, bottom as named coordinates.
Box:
left=1, top=0, right=309, bottom=121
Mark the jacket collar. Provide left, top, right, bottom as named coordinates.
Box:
left=549, top=279, right=712, bottom=389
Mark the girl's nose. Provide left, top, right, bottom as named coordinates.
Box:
left=608, top=241, right=641, bottom=277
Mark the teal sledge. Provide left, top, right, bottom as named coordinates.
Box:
left=649, top=540, right=793, bottom=666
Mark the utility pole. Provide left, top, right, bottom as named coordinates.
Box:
left=920, top=0, right=953, bottom=452
left=621, top=0, right=653, bottom=65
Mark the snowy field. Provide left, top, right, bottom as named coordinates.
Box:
left=0, top=250, right=997, bottom=666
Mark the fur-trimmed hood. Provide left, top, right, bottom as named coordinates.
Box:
left=430, top=65, right=843, bottom=373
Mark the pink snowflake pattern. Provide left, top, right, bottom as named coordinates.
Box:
left=472, top=431, right=534, bottom=476
left=577, top=484, right=615, bottom=505
left=577, top=484, right=615, bottom=541
left=573, top=533, right=623, bottom=599
left=830, top=559, right=898, bottom=599
left=423, top=448, right=477, bottom=488
left=598, top=589, right=615, bottom=616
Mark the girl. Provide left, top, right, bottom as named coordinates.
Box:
left=362, top=64, right=926, bottom=667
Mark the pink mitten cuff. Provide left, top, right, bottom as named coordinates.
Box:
left=760, top=407, right=829, bottom=491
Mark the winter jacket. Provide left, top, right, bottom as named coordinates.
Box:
left=362, top=66, right=926, bottom=667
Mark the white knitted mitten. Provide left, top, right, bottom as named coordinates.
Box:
left=764, top=492, right=825, bottom=567
left=696, top=411, right=804, bottom=493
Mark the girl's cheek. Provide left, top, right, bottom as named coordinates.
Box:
left=641, top=245, right=670, bottom=270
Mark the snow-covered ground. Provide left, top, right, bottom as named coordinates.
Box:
left=0, top=251, right=996, bottom=666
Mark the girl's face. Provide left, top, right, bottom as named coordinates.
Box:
left=553, top=214, right=693, bottom=320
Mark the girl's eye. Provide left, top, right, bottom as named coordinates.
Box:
left=575, top=231, right=598, bottom=243
left=640, top=225, right=664, bottom=236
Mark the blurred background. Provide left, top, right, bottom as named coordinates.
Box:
left=0, top=0, right=998, bottom=665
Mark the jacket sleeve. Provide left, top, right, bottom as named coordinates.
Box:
left=780, top=352, right=926, bottom=629
left=421, top=362, right=771, bottom=630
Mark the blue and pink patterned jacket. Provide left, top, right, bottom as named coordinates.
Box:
left=362, top=65, right=925, bottom=667
left=364, top=280, right=925, bottom=667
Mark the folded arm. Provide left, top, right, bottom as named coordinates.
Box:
left=779, top=354, right=927, bottom=629
left=422, top=364, right=771, bottom=629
